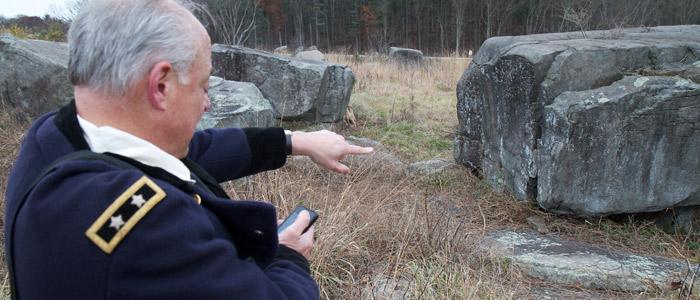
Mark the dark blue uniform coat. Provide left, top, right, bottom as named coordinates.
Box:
left=5, top=103, right=319, bottom=299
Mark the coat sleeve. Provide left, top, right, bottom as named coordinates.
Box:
left=100, top=172, right=318, bottom=299
left=186, top=127, right=288, bottom=182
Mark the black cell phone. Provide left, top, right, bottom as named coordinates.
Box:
left=277, top=206, right=319, bottom=234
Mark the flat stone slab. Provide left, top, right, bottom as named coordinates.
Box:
left=346, top=136, right=404, bottom=168
left=406, top=159, right=452, bottom=175
left=482, top=230, right=699, bottom=293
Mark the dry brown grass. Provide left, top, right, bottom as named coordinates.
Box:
left=227, top=157, right=529, bottom=299
left=322, top=54, right=469, bottom=161
left=0, top=101, right=31, bottom=298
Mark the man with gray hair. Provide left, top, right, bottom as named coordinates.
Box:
left=4, top=0, right=372, bottom=299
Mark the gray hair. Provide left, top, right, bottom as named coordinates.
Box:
left=68, top=0, right=201, bottom=96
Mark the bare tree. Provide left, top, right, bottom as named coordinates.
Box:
left=451, top=0, right=468, bottom=55
left=289, top=0, right=304, bottom=49
left=203, top=0, right=259, bottom=46
left=560, top=1, right=593, bottom=37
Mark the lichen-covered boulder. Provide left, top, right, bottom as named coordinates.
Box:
left=0, top=34, right=71, bottom=119
left=197, top=76, right=274, bottom=129
left=212, top=44, right=354, bottom=123
left=538, top=76, right=700, bottom=215
left=454, top=25, right=700, bottom=215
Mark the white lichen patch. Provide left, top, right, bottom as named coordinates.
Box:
left=675, top=79, right=691, bottom=88
left=599, top=98, right=610, bottom=103
left=634, top=77, right=649, bottom=87
left=494, top=231, right=562, bottom=248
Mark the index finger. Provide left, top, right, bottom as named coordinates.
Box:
left=345, top=145, right=374, bottom=155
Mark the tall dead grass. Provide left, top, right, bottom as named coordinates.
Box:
left=327, top=54, right=469, bottom=128
left=0, top=101, right=30, bottom=297
left=227, top=155, right=529, bottom=299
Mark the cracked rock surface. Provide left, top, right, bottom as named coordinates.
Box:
left=197, top=76, right=275, bottom=130
left=212, top=44, right=354, bottom=123
left=454, top=25, right=700, bottom=216
left=482, top=230, right=699, bottom=294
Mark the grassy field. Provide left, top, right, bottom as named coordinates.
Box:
left=0, top=54, right=698, bottom=299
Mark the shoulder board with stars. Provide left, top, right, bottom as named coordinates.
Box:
left=85, top=176, right=166, bottom=254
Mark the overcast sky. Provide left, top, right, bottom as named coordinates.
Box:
left=2, top=0, right=70, bottom=18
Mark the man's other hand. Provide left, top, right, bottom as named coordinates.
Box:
left=290, top=130, right=373, bottom=174
left=278, top=210, right=314, bottom=259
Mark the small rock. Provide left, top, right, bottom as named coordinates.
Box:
left=362, top=275, right=411, bottom=300
left=388, top=47, right=423, bottom=64
left=406, top=159, right=452, bottom=175
left=346, top=136, right=404, bottom=167
left=526, top=216, right=549, bottom=234
left=481, top=230, right=699, bottom=293
left=294, top=50, right=325, bottom=61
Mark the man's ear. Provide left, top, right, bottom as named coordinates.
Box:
left=146, top=61, right=175, bottom=111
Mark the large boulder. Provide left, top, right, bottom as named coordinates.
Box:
left=212, top=44, right=354, bottom=123
left=388, top=47, right=423, bottom=64
left=454, top=25, right=700, bottom=215
left=0, top=34, right=71, bottom=119
left=538, top=76, right=699, bottom=215
left=197, top=76, right=275, bottom=130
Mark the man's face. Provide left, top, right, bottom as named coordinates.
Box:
left=168, top=38, right=212, bottom=158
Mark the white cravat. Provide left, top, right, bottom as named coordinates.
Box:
left=77, top=115, right=194, bottom=183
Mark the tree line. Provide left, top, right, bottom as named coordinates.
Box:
left=198, top=0, right=700, bottom=55
left=2, top=0, right=699, bottom=56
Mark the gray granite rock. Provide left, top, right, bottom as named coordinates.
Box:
left=454, top=25, right=700, bottom=215
left=346, top=136, right=403, bottom=167
left=0, top=34, right=71, bottom=118
left=294, top=50, right=324, bottom=61
left=362, top=274, right=411, bottom=300
left=538, top=76, right=700, bottom=215
left=389, top=47, right=423, bottom=64
left=212, top=44, right=354, bottom=123
left=197, top=76, right=274, bottom=129
left=406, top=159, right=452, bottom=175
left=482, top=230, right=699, bottom=293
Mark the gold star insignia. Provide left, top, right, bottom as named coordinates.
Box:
left=85, top=176, right=166, bottom=254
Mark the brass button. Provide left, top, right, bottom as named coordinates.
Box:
left=192, top=194, right=202, bottom=205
